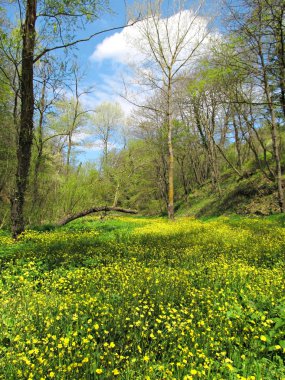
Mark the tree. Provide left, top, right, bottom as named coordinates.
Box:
left=0, top=12, right=20, bottom=227
left=32, top=56, right=67, bottom=206
left=5, top=0, right=139, bottom=237
left=225, top=0, right=285, bottom=212
left=91, top=102, right=124, bottom=167
left=53, top=65, right=93, bottom=171
left=128, top=0, right=210, bottom=218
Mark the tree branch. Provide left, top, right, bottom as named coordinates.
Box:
left=33, top=18, right=140, bottom=63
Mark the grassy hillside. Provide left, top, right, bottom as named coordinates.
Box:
left=176, top=173, right=280, bottom=218
left=0, top=216, right=285, bottom=379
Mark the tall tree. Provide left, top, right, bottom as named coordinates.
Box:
left=7, top=0, right=139, bottom=237
left=226, top=0, right=285, bottom=212
left=91, top=102, right=124, bottom=167
left=129, top=0, right=210, bottom=218
left=32, top=56, right=67, bottom=206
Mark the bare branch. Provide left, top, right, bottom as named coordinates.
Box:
left=33, top=18, right=141, bottom=63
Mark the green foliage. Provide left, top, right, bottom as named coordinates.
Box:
left=37, top=0, right=110, bottom=30
left=0, top=216, right=285, bottom=379
left=188, top=62, right=234, bottom=96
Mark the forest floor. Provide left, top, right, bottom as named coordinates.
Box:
left=0, top=216, right=285, bottom=379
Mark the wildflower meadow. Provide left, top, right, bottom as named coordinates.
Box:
left=0, top=216, right=285, bottom=379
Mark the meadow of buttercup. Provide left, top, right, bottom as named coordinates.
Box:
left=0, top=216, right=285, bottom=379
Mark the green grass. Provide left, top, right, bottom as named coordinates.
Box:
left=0, top=216, right=285, bottom=379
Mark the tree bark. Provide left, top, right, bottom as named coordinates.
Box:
left=232, top=115, right=242, bottom=170
left=58, top=206, right=138, bottom=226
left=11, top=0, right=37, bottom=238
left=33, top=72, right=47, bottom=205
left=66, top=131, right=72, bottom=170
left=167, top=77, right=174, bottom=219
left=112, top=183, right=120, bottom=207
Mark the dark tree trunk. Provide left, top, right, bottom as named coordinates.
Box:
left=11, top=0, right=37, bottom=238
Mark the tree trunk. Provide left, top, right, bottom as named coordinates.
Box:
left=11, top=0, right=37, bottom=238
left=167, top=77, right=174, bottom=219
left=176, top=155, right=191, bottom=201
left=275, top=11, right=285, bottom=119
left=194, top=100, right=220, bottom=192
left=112, top=183, right=120, bottom=207
left=209, top=104, right=221, bottom=194
left=33, top=74, right=47, bottom=205
left=67, top=131, right=72, bottom=170
left=232, top=115, right=242, bottom=170
left=58, top=206, right=138, bottom=226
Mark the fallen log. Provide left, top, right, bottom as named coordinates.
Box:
left=58, top=206, right=138, bottom=226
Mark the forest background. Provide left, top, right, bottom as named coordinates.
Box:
left=0, top=0, right=284, bottom=236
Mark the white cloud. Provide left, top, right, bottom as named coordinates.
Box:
left=89, top=8, right=219, bottom=120
left=90, top=10, right=212, bottom=67
left=90, top=31, right=138, bottom=64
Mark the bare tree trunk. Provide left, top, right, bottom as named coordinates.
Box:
left=66, top=69, right=81, bottom=172
left=209, top=104, right=221, bottom=194
left=33, top=74, right=47, bottom=204
left=66, top=131, right=72, bottom=170
left=193, top=101, right=220, bottom=192
left=167, top=78, right=174, bottom=219
left=103, top=138, right=108, bottom=166
left=208, top=134, right=221, bottom=193
left=176, top=155, right=191, bottom=201
left=112, top=182, right=120, bottom=207
left=232, top=115, right=242, bottom=170
left=11, top=0, right=37, bottom=238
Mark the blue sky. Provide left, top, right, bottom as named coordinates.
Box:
left=6, top=0, right=226, bottom=164
left=72, top=0, right=226, bottom=163
left=60, top=0, right=226, bottom=163
left=72, top=0, right=138, bottom=81
left=68, top=0, right=136, bottom=163
left=72, top=0, right=225, bottom=105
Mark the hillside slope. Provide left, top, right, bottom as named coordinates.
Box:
left=176, top=172, right=281, bottom=217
